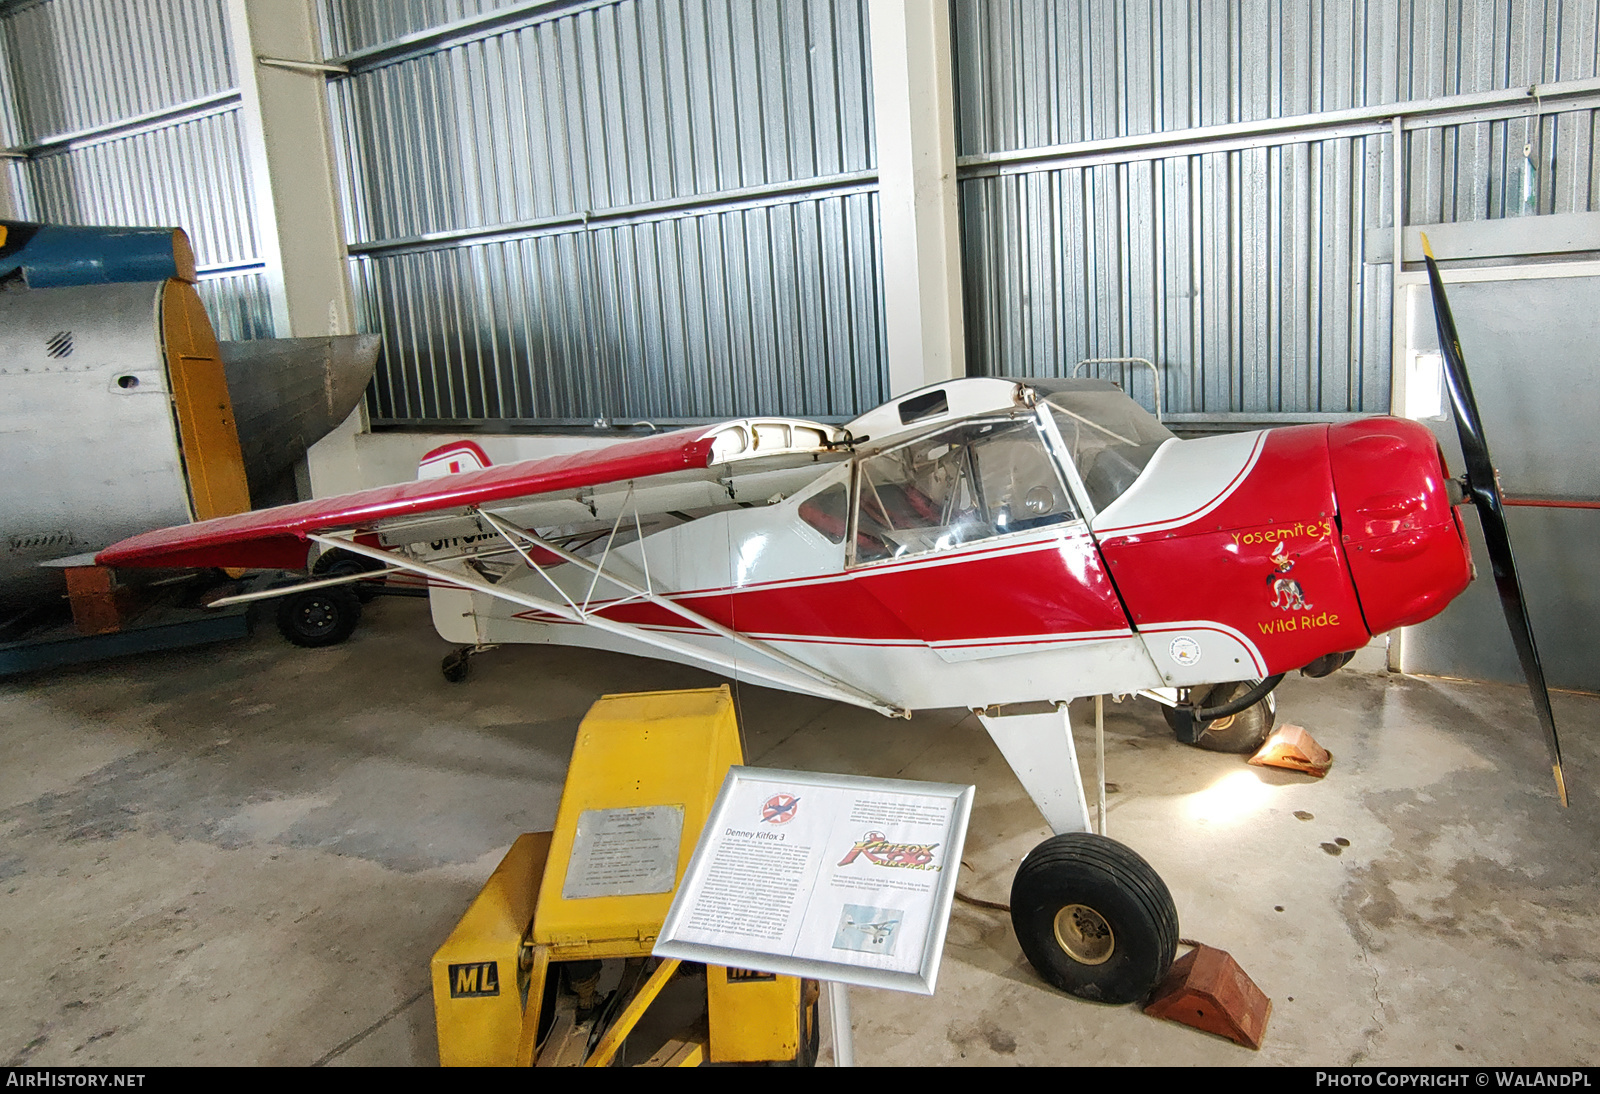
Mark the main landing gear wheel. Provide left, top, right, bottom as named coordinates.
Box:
left=1162, top=680, right=1277, bottom=753
left=276, top=586, right=361, bottom=648
left=1010, top=832, right=1178, bottom=1005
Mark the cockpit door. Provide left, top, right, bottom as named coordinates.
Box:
left=842, top=414, right=1136, bottom=662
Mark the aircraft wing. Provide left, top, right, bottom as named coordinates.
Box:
left=97, top=417, right=846, bottom=572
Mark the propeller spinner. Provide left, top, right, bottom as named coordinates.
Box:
left=1420, top=234, right=1567, bottom=807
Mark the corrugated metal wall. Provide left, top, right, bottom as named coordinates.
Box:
left=8, top=1, right=1588, bottom=428
left=0, top=0, right=272, bottom=340
left=319, top=0, right=885, bottom=425
left=955, top=0, right=1600, bottom=419
left=318, top=0, right=532, bottom=55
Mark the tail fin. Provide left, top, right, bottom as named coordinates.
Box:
left=417, top=440, right=493, bottom=480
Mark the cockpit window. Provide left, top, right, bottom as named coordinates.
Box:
left=1044, top=390, right=1174, bottom=512
left=798, top=483, right=849, bottom=544
left=852, top=418, right=1078, bottom=564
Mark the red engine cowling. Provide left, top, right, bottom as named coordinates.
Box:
left=1326, top=418, right=1472, bottom=634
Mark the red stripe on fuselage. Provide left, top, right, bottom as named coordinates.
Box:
left=507, top=530, right=1130, bottom=646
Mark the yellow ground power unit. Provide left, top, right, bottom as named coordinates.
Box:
left=430, top=686, right=818, bottom=1066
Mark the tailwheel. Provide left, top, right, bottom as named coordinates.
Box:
left=441, top=647, right=474, bottom=683
left=1010, top=832, right=1178, bottom=1005
left=441, top=645, right=499, bottom=683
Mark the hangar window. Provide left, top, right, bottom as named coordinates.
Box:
left=1043, top=390, right=1174, bottom=512
left=851, top=418, right=1078, bottom=565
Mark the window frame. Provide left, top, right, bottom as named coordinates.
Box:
left=1032, top=400, right=1103, bottom=524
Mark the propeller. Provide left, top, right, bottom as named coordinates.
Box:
left=1420, top=234, right=1566, bottom=807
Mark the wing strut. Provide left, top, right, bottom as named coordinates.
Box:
left=306, top=532, right=909, bottom=719
left=204, top=563, right=409, bottom=607
left=473, top=507, right=900, bottom=716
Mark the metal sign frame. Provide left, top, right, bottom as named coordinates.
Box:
left=654, top=766, right=974, bottom=995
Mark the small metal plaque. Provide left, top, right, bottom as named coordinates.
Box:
left=562, top=804, right=684, bottom=899
left=447, top=961, right=500, bottom=998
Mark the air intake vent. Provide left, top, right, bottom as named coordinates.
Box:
left=45, top=331, right=72, bottom=358
left=9, top=530, right=71, bottom=554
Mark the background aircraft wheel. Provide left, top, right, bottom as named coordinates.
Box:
left=276, top=586, right=361, bottom=648
left=1010, top=832, right=1178, bottom=1005
left=1162, top=681, right=1276, bottom=753
left=311, top=547, right=385, bottom=602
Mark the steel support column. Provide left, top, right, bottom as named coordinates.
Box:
left=0, top=161, right=17, bottom=220
left=227, top=0, right=366, bottom=498
left=868, top=0, right=964, bottom=395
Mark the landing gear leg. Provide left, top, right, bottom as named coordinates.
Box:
left=977, top=700, right=1180, bottom=1004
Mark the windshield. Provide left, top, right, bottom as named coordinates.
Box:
left=1043, top=389, right=1174, bottom=512
left=852, top=417, right=1078, bottom=564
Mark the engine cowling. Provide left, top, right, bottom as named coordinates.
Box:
left=1326, top=418, right=1472, bottom=634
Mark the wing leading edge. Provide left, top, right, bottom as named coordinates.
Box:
left=97, top=424, right=752, bottom=572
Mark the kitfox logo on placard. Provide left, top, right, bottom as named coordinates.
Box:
left=837, top=832, right=941, bottom=871
left=761, top=793, right=800, bottom=824
left=448, top=961, right=500, bottom=998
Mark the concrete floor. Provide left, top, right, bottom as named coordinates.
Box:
left=1, top=594, right=1597, bottom=1067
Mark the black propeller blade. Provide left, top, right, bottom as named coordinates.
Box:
left=1420, top=234, right=1566, bottom=807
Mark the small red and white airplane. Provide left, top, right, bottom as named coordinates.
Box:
left=97, top=253, right=1561, bottom=1005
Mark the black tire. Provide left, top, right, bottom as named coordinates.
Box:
left=1161, top=681, right=1277, bottom=754
left=1010, top=832, right=1179, bottom=1005
left=311, top=548, right=385, bottom=602
left=441, top=648, right=472, bottom=683
left=276, top=586, right=361, bottom=648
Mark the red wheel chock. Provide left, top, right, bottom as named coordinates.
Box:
left=1143, top=943, right=1272, bottom=1049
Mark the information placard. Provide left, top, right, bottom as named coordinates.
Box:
left=654, top=767, right=974, bottom=994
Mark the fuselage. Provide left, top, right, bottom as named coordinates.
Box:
left=0, top=281, right=218, bottom=610
left=427, top=380, right=1472, bottom=711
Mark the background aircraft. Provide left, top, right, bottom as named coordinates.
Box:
left=0, top=219, right=378, bottom=616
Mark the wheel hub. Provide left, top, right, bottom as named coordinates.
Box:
left=299, top=600, right=336, bottom=634
left=1053, top=903, right=1114, bottom=965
